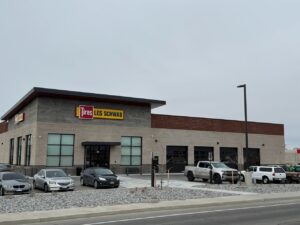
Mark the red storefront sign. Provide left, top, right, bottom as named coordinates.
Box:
left=78, top=105, right=94, bottom=119
left=297, top=149, right=300, bottom=154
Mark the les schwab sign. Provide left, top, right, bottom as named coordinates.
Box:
left=75, top=105, right=124, bottom=120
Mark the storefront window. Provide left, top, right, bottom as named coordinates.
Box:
left=47, top=134, right=74, bottom=167
left=121, top=137, right=142, bottom=166
left=16, top=137, right=22, bottom=166
left=24, top=134, right=32, bottom=166
left=9, top=138, right=14, bottom=165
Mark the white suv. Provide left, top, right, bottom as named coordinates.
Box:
left=252, top=166, right=286, bottom=184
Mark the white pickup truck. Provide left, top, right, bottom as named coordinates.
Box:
left=184, top=161, right=239, bottom=184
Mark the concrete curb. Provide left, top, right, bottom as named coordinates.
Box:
left=1, top=192, right=300, bottom=225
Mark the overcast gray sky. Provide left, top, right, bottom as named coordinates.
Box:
left=0, top=1, right=299, bottom=148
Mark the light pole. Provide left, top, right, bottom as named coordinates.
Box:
left=237, top=84, right=248, bottom=169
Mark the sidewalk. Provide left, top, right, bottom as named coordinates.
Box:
left=1, top=191, right=300, bottom=225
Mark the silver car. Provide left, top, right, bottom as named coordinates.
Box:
left=33, top=169, right=75, bottom=192
left=0, top=172, right=32, bottom=196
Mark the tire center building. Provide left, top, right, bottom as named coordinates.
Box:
left=0, top=88, right=285, bottom=175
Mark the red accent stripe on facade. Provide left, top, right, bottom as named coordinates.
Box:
left=151, top=114, right=284, bottom=135
left=0, top=121, right=8, bottom=134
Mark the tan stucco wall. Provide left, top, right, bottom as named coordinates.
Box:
left=0, top=131, right=8, bottom=163
left=0, top=122, right=37, bottom=165
left=29, top=122, right=285, bottom=167
left=0, top=120, right=285, bottom=168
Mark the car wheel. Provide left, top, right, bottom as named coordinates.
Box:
left=213, top=174, right=222, bottom=184
left=44, top=184, right=49, bottom=192
left=0, top=187, right=4, bottom=196
left=187, top=172, right=195, bottom=181
left=262, top=176, right=269, bottom=184
left=202, top=178, right=208, bottom=182
left=114, top=185, right=119, bottom=188
left=286, top=177, right=292, bottom=184
left=94, top=180, right=99, bottom=189
left=80, top=178, right=85, bottom=186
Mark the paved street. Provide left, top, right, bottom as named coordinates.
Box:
left=19, top=199, right=300, bottom=225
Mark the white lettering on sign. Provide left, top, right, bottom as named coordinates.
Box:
left=78, top=105, right=94, bottom=119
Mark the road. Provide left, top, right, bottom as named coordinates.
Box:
left=20, top=199, right=300, bottom=225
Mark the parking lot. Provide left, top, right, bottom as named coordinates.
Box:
left=31, top=174, right=193, bottom=193
left=29, top=173, right=300, bottom=193
left=2, top=172, right=300, bottom=214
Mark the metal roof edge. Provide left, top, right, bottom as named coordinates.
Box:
left=1, top=87, right=166, bottom=120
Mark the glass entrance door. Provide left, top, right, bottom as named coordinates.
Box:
left=84, top=145, right=110, bottom=168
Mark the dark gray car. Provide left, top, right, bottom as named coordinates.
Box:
left=80, top=167, right=120, bottom=188
left=0, top=172, right=32, bottom=196
left=0, top=164, right=12, bottom=172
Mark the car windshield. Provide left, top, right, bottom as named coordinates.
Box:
left=211, top=162, right=229, bottom=168
left=2, top=173, right=25, bottom=180
left=94, top=168, right=114, bottom=175
left=46, top=170, right=67, bottom=178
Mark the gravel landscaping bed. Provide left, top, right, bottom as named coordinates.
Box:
left=202, top=183, right=300, bottom=193
left=0, top=187, right=234, bottom=213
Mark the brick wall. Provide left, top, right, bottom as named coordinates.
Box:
left=151, top=114, right=284, bottom=135
left=0, top=121, right=8, bottom=134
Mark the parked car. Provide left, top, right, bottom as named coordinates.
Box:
left=0, top=171, right=32, bottom=196
left=252, top=166, right=286, bottom=184
left=80, top=167, right=120, bottom=188
left=0, top=164, right=12, bottom=172
left=283, top=165, right=300, bottom=183
left=33, top=169, right=75, bottom=192
left=184, top=161, right=239, bottom=184
left=240, top=166, right=258, bottom=182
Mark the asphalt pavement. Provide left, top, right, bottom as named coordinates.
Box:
left=16, top=198, right=300, bottom=225
left=32, top=174, right=189, bottom=193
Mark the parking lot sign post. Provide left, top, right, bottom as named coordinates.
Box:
left=151, top=155, right=159, bottom=187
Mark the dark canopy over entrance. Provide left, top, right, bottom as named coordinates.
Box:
left=82, top=142, right=120, bottom=169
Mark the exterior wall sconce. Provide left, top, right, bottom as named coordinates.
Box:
left=262, top=144, right=265, bottom=147
left=216, top=142, right=219, bottom=145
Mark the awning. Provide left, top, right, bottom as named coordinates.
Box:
left=82, top=141, right=121, bottom=146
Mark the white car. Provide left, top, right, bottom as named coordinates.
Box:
left=239, top=166, right=257, bottom=182
left=33, top=169, right=75, bottom=192
left=242, top=166, right=286, bottom=184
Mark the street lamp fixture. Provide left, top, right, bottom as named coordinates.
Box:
left=237, top=84, right=248, bottom=169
